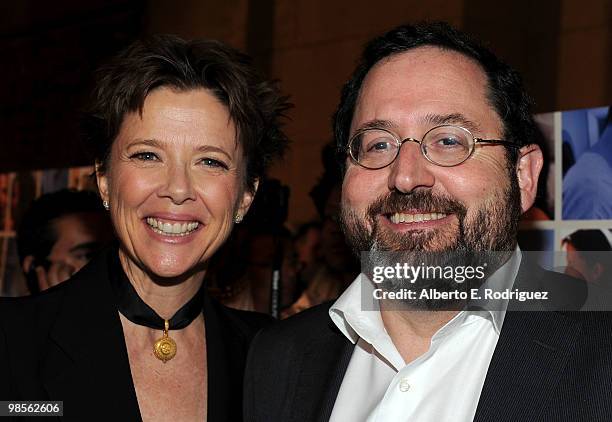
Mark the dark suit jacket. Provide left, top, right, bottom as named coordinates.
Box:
left=244, top=262, right=612, bottom=421
left=0, top=249, right=271, bottom=422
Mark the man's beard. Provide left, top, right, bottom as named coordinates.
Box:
left=340, top=173, right=522, bottom=310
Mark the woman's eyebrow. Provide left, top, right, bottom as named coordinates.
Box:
left=126, top=138, right=164, bottom=149
left=196, top=145, right=232, bottom=161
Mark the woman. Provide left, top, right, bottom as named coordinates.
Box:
left=0, top=35, right=289, bottom=421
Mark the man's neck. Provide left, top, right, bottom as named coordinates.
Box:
left=380, top=301, right=459, bottom=364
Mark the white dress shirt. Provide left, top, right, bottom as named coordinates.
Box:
left=329, top=250, right=521, bottom=422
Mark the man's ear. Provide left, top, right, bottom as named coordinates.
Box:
left=237, top=178, right=259, bottom=220
left=516, top=144, right=544, bottom=213
left=22, top=255, right=49, bottom=292
left=95, top=161, right=109, bottom=205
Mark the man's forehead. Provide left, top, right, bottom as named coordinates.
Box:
left=365, top=46, right=486, bottom=85
left=351, top=46, right=498, bottom=133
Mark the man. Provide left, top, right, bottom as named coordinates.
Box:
left=244, top=23, right=612, bottom=421
left=17, top=188, right=113, bottom=294
left=563, top=229, right=612, bottom=284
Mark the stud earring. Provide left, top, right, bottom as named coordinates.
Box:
left=103, top=200, right=109, bottom=211
left=234, top=214, right=243, bottom=224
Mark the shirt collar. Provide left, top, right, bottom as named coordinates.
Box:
left=330, top=247, right=522, bottom=345
left=470, top=246, right=522, bottom=332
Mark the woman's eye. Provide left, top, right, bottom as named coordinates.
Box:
left=131, top=152, right=159, bottom=161
left=200, top=158, right=229, bottom=170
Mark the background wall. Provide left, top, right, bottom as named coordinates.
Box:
left=1, top=0, right=611, bottom=225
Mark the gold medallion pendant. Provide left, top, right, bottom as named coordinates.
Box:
left=153, top=320, right=177, bottom=363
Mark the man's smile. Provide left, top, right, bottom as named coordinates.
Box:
left=388, top=211, right=448, bottom=224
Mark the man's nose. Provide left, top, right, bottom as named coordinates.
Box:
left=158, top=163, right=197, bottom=204
left=388, top=141, right=435, bottom=193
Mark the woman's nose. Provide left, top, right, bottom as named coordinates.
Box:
left=158, top=163, right=197, bottom=204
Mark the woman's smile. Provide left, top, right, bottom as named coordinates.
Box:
left=145, top=217, right=200, bottom=236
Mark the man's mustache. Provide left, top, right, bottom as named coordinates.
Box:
left=366, top=190, right=468, bottom=222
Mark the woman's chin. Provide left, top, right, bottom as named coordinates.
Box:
left=141, top=257, right=204, bottom=283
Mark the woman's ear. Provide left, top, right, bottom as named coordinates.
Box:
left=236, top=178, right=259, bottom=220
left=95, top=161, right=109, bottom=204
left=516, top=144, right=544, bottom=213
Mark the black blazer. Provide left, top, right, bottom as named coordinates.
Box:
left=0, top=249, right=271, bottom=422
left=244, top=262, right=612, bottom=421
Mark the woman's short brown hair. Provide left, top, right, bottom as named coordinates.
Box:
left=83, top=34, right=290, bottom=191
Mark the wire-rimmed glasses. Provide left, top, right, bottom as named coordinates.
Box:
left=347, top=124, right=519, bottom=169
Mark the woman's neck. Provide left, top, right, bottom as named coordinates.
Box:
left=118, top=249, right=205, bottom=320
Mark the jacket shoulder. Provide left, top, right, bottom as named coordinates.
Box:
left=206, top=296, right=274, bottom=341
left=256, top=302, right=335, bottom=347
left=0, top=278, right=71, bottom=328
left=247, top=301, right=338, bottom=366
left=243, top=302, right=350, bottom=421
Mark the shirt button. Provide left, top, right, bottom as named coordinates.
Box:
left=399, top=378, right=411, bottom=392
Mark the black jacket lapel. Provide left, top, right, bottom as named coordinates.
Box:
left=41, top=251, right=142, bottom=421
left=204, top=294, right=259, bottom=422
left=289, top=320, right=353, bottom=422
left=203, top=293, right=232, bottom=422
left=474, top=262, right=583, bottom=422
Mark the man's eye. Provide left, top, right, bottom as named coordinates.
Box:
left=441, top=137, right=459, bottom=145
left=73, top=252, right=90, bottom=262
left=201, top=158, right=229, bottom=170
left=366, top=140, right=392, bottom=152
left=131, top=152, right=159, bottom=161
left=433, top=137, right=465, bottom=148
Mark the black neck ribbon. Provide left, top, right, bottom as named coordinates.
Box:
left=108, top=251, right=204, bottom=330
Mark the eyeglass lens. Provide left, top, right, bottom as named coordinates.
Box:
left=349, top=125, right=474, bottom=168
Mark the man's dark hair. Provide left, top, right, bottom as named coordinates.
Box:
left=16, top=189, right=107, bottom=293
left=83, top=34, right=291, bottom=191
left=564, top=230, right=612, bottom=253
left=563, top=230, right=612, bottom=280
left=333, top=22, right=537, bottom=171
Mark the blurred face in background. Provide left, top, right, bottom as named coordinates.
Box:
left=22, top=211, right=113, bottom=291
left=295, top=225, right=321, bottom=271
left=48, top=212, right=113, bottom=272
left=320, top=185, right=354, bottom=272
left=563, top=241, right=605, bottom=284
left=48, top=212, right=113, bottom=273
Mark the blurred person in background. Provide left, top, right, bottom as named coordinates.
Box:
left=283, top=145, right=359, bottom=317
left=17, top=189, right=113, bottom=294
left=207, top=179, right=299, bottom=316
left=562, top=229, right=612, bottom=284
left=563, top=108, right=612, bottom=219
left=292, top=221, right=322, bottom=290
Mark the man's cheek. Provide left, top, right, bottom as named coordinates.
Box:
left=346, top=189, right=381, bottom=217
left=341, top=189, right=366, bottom=218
